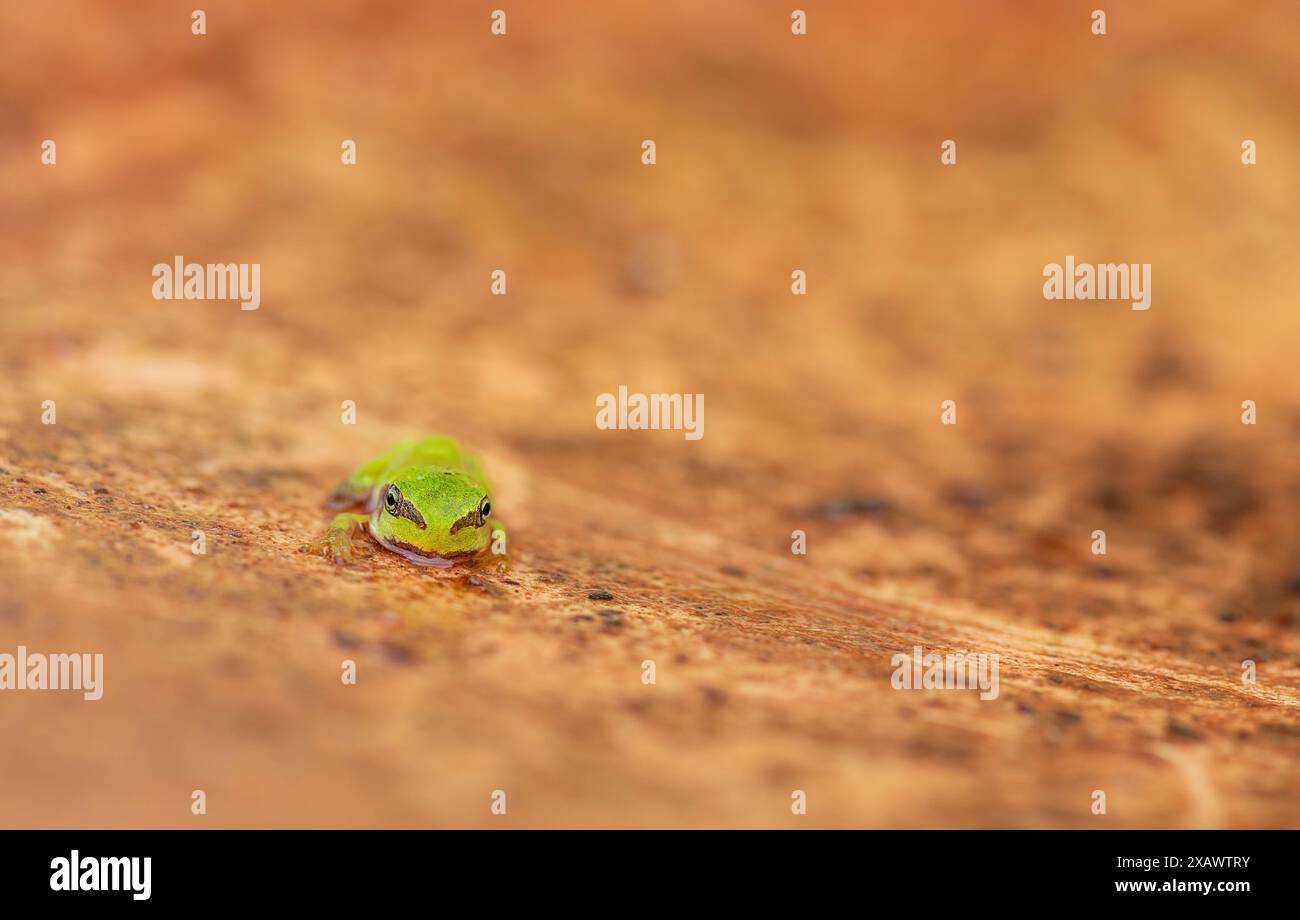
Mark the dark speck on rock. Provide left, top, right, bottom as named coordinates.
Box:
left=719, top=565, right=746, bottom=578
left=597, top=609, right=624, bottom=628
left=946, top=482, right=990, bottom=509
left=332, top=629, right=360, bottom=649
left=33, top=488, right=46, bottom=494
left=1286, top=571, right=1300, bottom=595
left=1217, top=610, right=1238, bottom=623
left=587, top=590, right=614, bottom=601
left=1260, top=721, right=1300, bottom=739
left=1167, top=719, right=1201, bottom=740
left=700, top=685, right=727, bottom=705
left=381, top=642, right=416, bottom=665
left=812, top=495, right=892, bottom=520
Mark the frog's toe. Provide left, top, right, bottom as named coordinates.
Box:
left=301, top=529, right=357, bottom=564
left=325, top=531, right=358, bottom=564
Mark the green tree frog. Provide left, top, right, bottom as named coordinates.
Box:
left=302, top=435, right=505, bottom=568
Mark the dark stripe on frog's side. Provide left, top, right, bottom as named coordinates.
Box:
left=448, top=506, right=486, bottom=535
left=376, top=482, right=427, bottom=529
left=395, top=494, right=426, bottom=529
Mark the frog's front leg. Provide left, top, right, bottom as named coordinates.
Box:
left=301, top=512, right=369, bottom=564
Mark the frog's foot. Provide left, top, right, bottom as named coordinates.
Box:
left=300, top=513, right=369, bottom=565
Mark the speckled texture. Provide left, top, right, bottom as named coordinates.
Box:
left=1, top=0, right=1298, bottom=828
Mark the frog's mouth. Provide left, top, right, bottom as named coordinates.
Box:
left=373, top=532, right=473, bottom=568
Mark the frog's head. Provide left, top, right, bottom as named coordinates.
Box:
left=370, top=467, right=492, bottom=565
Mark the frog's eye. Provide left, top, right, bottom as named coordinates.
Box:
left=480, top=498, right=491, bottom=519
left=384, top=485, right=400, bottom=513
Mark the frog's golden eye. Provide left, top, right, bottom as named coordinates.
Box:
left=480, top=498, right=491, bottom=519
left=384, top=485, right=400, bottom=513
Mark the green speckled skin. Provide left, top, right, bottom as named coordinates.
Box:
left=302, top=435, right=504, bottom=566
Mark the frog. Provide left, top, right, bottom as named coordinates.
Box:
left=301, top=435, right=505, bottom=568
